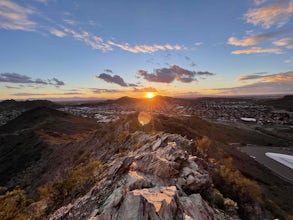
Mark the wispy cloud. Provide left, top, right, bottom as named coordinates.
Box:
left=63, top=19, right=76, bottom=25
left=5, top=85, right=20, bottom=89
left=0, top=0, right=36, bottom=31
left=238, top=72, right=267, bottom=81
left=11, top=92, right=47, bottom=96
left=0, top=72, right=65, bottom=87
left=61, top=28, right=184, bottom=53
left=104, top=69, right=113, bottom=74
left=228, top=28, right=293, bottom=46
left=254, top=0, right=267, bottom=6
left=215, top=81, right=293, bottom=95
left=0, top=2, right=184, bottom=54
left=284, top=57, right=293, bottom=63
left=194, top=41, right=203, bottom=46
left=245, top=0, right=293, bottom=29
left=91, top=88, right=121, bottom=94
left=137, top=65, right=215, bottom=84
left=273, top=37, right=293, bottom=49
left=107, top=41, right=182, bottom=53
left=63, top=28, right=112, bottom=52
left=50, top=28, right=66, bottom=38
left=231, top=47, right=283, bottom=54
left=259, top=71, right=293, bottom=82
left=215, top=71, right=293, bottom=95
left=132, top=87, right=158, bottom=92
left=238, top=71, right=293, bottom=84
left=228, top=33, right=275, bottom=46
left=34, top=0, right=51, bottom=5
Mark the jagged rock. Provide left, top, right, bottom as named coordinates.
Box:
left=179, top=194, right=217, bottom=220
left=49, top=133, right=230, bottom=220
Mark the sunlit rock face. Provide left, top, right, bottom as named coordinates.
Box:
left=49, top=133, right=234, bottom=220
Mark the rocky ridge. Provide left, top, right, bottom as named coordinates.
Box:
left=49, top=132, right=239, bottom=220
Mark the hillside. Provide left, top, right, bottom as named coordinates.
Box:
left=0, top=108, right=292, bottom=219
left=257, top=95, right=293, bottom=112
left=0, top=99, right=60, bottom=111
left=0, top=107, right=101, bottom=197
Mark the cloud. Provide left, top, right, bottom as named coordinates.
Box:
left=63, top=28, right=112, bottom=52
left=254, top=0, right=267, bottom=6
left=50, top=77, right=65, bottom=86
left=137, top=65, right=215, bottom=83
left=63, top=92, right=82, bottom=95
left=0, top=72, right=65, bottom=87
left=260, top=71, right=293, bottom=82
left=224, top=71, right=293, bottom=94
left=63, top=19, right=76, bottom=25
left=5, top=85, right=20, bottom=89
left=273, top=37, right=293, bottom=49
left=238, top=72, right=267, bottom=81
left=0, top=2, right=183, bottom=54
left=228, top=28, right=293, bottom=46
left=11, top=93, right=47, bottom=96
left=196, top=71, right=214, bottom=76
left=238, top=71, right=293, bottom=83
left=97, top=73, right=127, bottom=87
left=228, top=33, right=276, bottom=46
left=0, top=73, right=35, bottom=83
left=50, top=28, right=66, bottom=38
left=215, top=81, right=293, bottom=95
left=195, top=42, right=203, bottom=46
left=34, top=0, right=50, bottom=5
left=231, top=47, right=283, bottom=54
left=104, top=69, right=113, bottom=74
left=96, top=73, right=137, bottom=87
left=245, top=0, right=293, bottom=28
left=284, top=57, right=293, bottom=63
left=91, top=89, right=121, bottom=94
left=107, top=41, right=182, bottom=53
left=0, top=0, right=36, bottom=31
left=132, top=87, right=158, bottom=92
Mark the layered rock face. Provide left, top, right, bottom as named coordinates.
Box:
left=49, top=132, right=232, bottom=220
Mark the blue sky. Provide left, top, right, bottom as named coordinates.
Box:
left=0, top=0, right=293, bottom=100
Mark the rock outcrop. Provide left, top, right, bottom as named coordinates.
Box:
left=49, top=132, right=234, bottom=220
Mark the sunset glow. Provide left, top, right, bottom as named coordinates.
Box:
left=0, top=1, right=292, bottom=100
left=146, top=92, right=155, bottom=99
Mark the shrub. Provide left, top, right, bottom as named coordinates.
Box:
left=196, top=136, right=212, bottom=154
left=0, top=188, right=29, bottom=220
left=39, top=160, right=105, bottom=209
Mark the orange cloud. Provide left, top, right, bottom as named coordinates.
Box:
left=231, top=47, right=282, bottom=54
left=107, top=41, right=182, bottom=53
left=238, top=71, right=293, bottom=82
left=262, top=71, right=293, bottom=82
left=273, top=37, right=293, bottom=49
left=245, top=0, right=293, bottom=28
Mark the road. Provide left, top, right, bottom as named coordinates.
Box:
left=239, top=146, right=293, bottom=183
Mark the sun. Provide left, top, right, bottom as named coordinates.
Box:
left=145, top=92, right=155, bottom=99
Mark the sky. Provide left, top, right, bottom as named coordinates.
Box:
left=0, top=0, right=293, bottom=100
